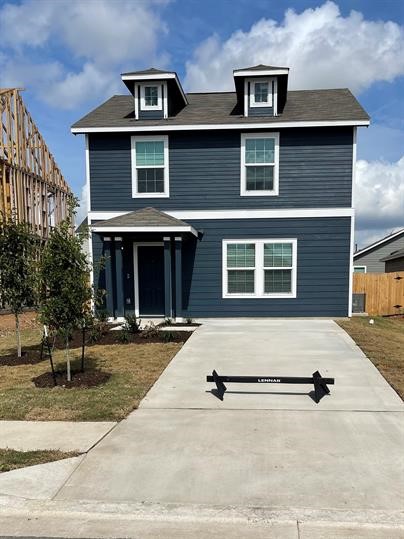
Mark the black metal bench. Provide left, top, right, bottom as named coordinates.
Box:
left=207, top=370, right=334, bottom=403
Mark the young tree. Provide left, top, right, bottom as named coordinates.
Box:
left=38, top=205, right=92, bottom=381
left=0, top=219, right=39, bottom=357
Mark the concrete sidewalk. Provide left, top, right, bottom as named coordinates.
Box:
left=0, top=421, right=116, bottom=452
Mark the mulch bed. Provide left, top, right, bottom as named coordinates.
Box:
left=0, top=329, right=192, bottom=367
left=164, top=323, right=201, bottom=327
left=59, top=329, right=193, bottom=347
left=0, top=350, right=44, bottom=367
left=32, top=369, right=111, bottom=388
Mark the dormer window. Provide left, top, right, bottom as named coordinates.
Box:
left=140, top=84, right=162, bottom=110
left=250, top=79, right=273, bottom=108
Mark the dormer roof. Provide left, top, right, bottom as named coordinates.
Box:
left=234, top=64, right=290, bottom=77
left=121, top=68, right=188, bottom=105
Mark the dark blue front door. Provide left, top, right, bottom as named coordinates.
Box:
left=138, top=246, right=165, bottom=315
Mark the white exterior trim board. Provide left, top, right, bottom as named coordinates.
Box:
left=89, top=208, right=354, bottom=222
left=234, top=69, right=289, bottom=77
left=71, top=119, right=370, bottom=134
left=92, top=225, right=197, bottom=236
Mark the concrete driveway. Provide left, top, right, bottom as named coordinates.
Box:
left=56, top=319, right=404, bottom=532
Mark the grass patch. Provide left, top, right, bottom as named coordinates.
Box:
left=338, top=317, right=404, bottom=400
left=0, top=328, right=185, bottom=421
left=0, top=448, right=79, bottom=473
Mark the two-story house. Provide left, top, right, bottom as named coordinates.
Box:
left=72, top=64, right=369, bottom=320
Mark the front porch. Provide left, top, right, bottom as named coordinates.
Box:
left=91, top=208, right=198, bottom=321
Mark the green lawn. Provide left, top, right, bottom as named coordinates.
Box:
left=0, top=448, right=79, bottom=473
left=338, top=317, right=404, bottom=400
left=0, top=327, right=184, bottom=421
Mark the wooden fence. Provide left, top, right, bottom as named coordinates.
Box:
left=353, top=272, right=404, bottom=316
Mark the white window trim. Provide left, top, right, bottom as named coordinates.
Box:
left=140, top=83, right=162, bottom=111
left=131, top=135, right=169, bottom=198
left=249, top=78, right=273, bottom=108
left=222, top=239, right=297, bottom=299
left=240, top=132, right=279, bottom=197
left=353, top=265, right=367, bottom=273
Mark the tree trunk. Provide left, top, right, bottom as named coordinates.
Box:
left=81, top=325, right=86, bottom=373
left=16, top=313, right=21, bottom=358
left=65, top=337, right=71, bottom=382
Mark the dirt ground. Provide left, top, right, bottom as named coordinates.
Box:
left=0, top=311, right=40, bottom=335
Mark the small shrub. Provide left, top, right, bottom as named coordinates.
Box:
left=141, top=322, right=160, bottom=339
left=95, top=310, right=110, bottom=336
left=88, top=325, right=102, bottom=344
left=124, top=314, right=141, bottom=334
left=96, top=310, right=109, bottom=323
left=186, top=317, right=193, bottom=325
left=118, top=328, right=130, bottom=344
left=163, top=331, right=175, bottom=343
left=163, top=317, right=173, bottom=326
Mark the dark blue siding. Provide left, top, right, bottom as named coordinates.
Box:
left=138, top=109, right=164, bottom=120
left=248, top=105, right=274, bottom=116
left=89, top=127, right=353, bottom=211
left=181, top=217, right=351, bottom=317
left=92, top=217, right=351, bottom=317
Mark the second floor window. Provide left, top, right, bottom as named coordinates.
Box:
left=240, top=132, right=279, bottom=196
left=131, top=136, right=169, bottom=198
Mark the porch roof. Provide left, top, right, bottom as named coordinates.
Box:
left=91, top=207, right=198, bottom=236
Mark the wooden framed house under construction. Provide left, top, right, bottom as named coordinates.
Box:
left=0, top=88, right=71, bottom=239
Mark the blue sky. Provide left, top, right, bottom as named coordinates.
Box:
left=0, top=0, right=403, bottom=247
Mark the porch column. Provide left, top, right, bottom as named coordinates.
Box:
left=114, top=236, right=124, bottom=319
left=175, top=236, right=182, bottom=322
left=163, top=236, right=173, bottom=318
left=103, top=237, right=114, bottom=317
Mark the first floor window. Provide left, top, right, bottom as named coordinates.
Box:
left=353, top=266, right=366, bottom=273
left=223, top=239, right=297, bottom=298
left=131, top=136, right=169, bottom=197
left=241, top=133, right=279, bottom=196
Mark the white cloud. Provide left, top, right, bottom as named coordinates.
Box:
left=0, top=0, right=168, bottom=108
left=355, top=156, right=404, bottom=247
left=184, top=1, right=404, bottom=92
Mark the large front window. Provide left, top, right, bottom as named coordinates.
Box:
left=131, top=136, right=169, bottom=198
left=223, top=239, right=297, bottom=298
left=241, top=133, right=279, bottom=196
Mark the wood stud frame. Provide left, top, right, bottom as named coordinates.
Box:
left=0, top=88, right=71, bottom=238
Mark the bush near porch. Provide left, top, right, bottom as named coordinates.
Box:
left=0, top=320, right=189, bottom=421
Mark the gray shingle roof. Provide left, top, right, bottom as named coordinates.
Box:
left=380, top=247, right=404, bottom=262
left=72, top=89, right=369, bottom=129
left=233, top=64, right=289, bottom=72
left=354, top=228, right=404, bottom=258
left=94, top=207, right=190, bottom=228
left=121, top=68, right=175, bottom=76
